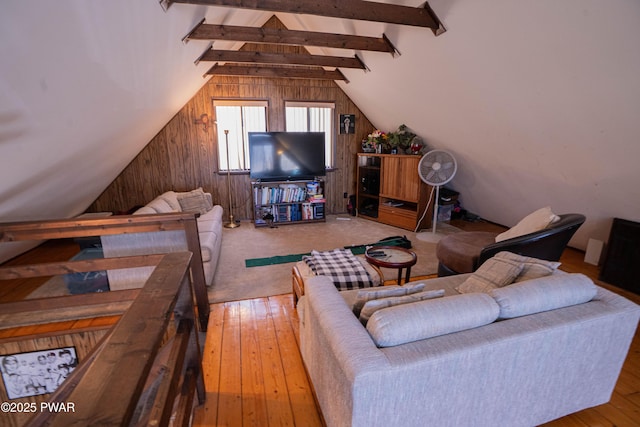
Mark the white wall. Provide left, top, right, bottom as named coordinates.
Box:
left=1, top=0, right=639, bottom=263
left=332, top=0, right=640, bottom=250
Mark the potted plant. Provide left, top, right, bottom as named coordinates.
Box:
left=387, top=124, right=425, bottom=154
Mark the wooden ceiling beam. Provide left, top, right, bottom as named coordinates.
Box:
left=186, top=23, right=397, bottom=54
left=205, top=64, right=349, bottom=82
left=197, top=48, right=367, bottom=70
left=166, top=0, right=444, bottom=34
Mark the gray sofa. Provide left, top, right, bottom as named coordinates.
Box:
left=101, top=189, right=223, bottom=290
left=298, top=271, right=639, bottom=427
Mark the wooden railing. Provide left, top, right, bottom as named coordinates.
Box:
left=24, top=252, right=203, bottom=426
left=0, top=215, right=209, bottom=426
left=0, top=213, right=209, bottom=330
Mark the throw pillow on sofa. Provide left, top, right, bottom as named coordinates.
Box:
left=359, top=289, right=445, bottom=326
left=177, top=187, right=212, bottom=215
left=494, top=251, right=561, bottom=282
left=352, top=282, right=425, bottom=317
left=456, top=255, right=523, bottom=294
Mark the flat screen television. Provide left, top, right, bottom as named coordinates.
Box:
left=249, top=132, right=326, bottom=181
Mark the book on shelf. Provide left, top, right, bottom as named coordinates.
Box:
left=274, top=204, right=302, bottom=222
left=309, top=194, right=325, bottom=203
left=254, top=184, right=308, bottom=205
left=301, top=203, right=312, bottom=220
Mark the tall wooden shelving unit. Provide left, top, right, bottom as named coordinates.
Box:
left=356, top=154, right=433, bottom=231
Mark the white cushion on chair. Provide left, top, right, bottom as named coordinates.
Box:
left=495, top=207, right=560, bottom=242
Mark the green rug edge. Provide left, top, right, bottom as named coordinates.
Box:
left=245, top=246, right=367, bottom=268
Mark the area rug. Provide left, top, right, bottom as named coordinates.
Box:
left=244, top=236, right=410, bottom=267
left=26, top=216, right=460, bottom=303
left=209, top=215, right=460, bottom=303
left=245, top=252, right=311, bottom=267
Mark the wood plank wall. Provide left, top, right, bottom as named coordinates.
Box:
left=88, top=17, right=375, bottom=220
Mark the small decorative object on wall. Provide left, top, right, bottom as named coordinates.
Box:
left=194, top=113, right=210, bottom=132
left=1, top=347, right=78, bottom=399
left=340, top=114, right=355, bottom=134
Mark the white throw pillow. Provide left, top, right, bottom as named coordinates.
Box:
left=495, top=207, right=561, bottom=242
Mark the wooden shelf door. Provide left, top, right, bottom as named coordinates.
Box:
left=380, top=155, right=421, bottom=202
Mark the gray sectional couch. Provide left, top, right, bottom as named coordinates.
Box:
left=298, top=271, right=639, bottom=427
left=101, top=189, right=223, bottom=290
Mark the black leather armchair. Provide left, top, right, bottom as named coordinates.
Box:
left=436, top=213, right=586, bottom=276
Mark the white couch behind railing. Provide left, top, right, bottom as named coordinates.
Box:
left=100, top=189, right=223, bottom=291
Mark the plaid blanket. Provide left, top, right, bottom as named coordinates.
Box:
left=303, top=248, right=373, bottom=291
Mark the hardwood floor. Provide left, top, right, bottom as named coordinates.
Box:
left=2, top=219, right=639, bottom=426
left=192, top=295, right=323, bottom=427
left=190, top=219, right=640, bottom=427
left=0, top=239, right=80, bottom=303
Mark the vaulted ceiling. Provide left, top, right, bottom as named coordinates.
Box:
left=1, top=0, right=640, bottom=263
left=178, top=0, right=444, bottom=81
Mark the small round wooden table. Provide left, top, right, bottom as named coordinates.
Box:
left=365, top=245, right=417, bottom=286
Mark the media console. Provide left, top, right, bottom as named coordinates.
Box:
left=252, top=179, right=326, bottom=227
left=357, top=153, right=433, bottom=231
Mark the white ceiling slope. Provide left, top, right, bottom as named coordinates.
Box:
left=0, top=0, right=264, bottom=261
left=1, top=1, right=639, bottom=263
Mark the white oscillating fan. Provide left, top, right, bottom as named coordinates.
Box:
left=416, top=150, right=457, bottom=242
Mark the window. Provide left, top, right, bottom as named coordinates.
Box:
left=285, top=101, right=334, bottom=168
left=214, top=100, right=268, bottom=171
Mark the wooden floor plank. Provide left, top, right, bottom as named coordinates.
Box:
left=0, top=239, right=79, bottom=302
left=216, top=302, right=244, bottom=426
left=192, top=303, right=224, bottom=425
left=542, top=415, right=589, bottom=427
left=240, top=299, right=269, bottom=426
left=615, top=366, right=640, bottom=396
left=254, top=297, right=296, bottom=426
left=268, top=294, right=323, bottom=427
left=574, top=407, right=616, bottom=426
left=609, top=391, right=640, bottom=423
left=627, top=391, right=640, bottom=408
